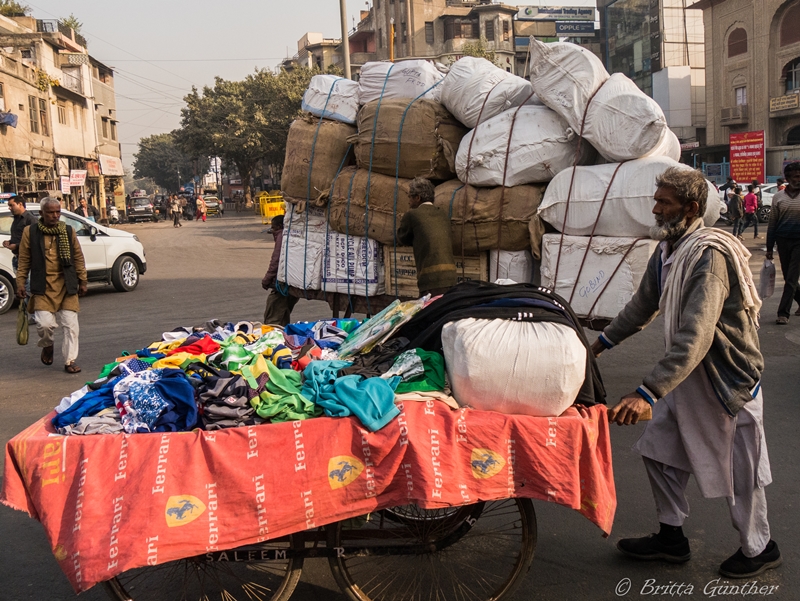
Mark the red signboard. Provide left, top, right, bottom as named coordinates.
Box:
left=729, top=130, right=766, bottom=183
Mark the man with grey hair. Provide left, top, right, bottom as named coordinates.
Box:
left=591, top=167, right=780, bottom=578
left=16, top=198, right=88, bottom=373
left=397, top=177, right=456, bottom=297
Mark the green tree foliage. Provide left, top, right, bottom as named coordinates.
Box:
left=133, top=132, right=206, bottom=193
left=177, top=67, right=317, bottom=205
left=60, top=14, right=83, bottom=34
left=452, top=37, right=498, bottom=66
left=0, top=0, right=30, bottom=17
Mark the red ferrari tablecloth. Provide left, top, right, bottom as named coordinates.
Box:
left=2, top=400, right=615, bottom=592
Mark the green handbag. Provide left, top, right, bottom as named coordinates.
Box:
left=16, top=299, right=28, bottom=346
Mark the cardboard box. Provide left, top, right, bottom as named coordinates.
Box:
left=384, top=246, right=488, bottom=297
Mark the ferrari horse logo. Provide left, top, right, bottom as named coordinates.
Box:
left=328, top=455, right=365, bottom=489
left=470, top=449, right=506, bottom=479
left=165, top=495, right=207, bottom=527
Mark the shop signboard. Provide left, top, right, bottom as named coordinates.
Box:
left=60, top=176, right=71, bottom=195
left=729, top=130, right=765, bottom=184
left=69, top=169, right=87, bottom=187
left=518, top=5, right=596, bottom=20
left=99, top=154, right=124, bottom=176
left=555, top=21, right=595, bottom=35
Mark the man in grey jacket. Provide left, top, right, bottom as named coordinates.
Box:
left=592, top=167, right=780, bottom=578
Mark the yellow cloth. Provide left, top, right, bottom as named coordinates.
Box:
left=152, top=352, right=206, bottom=370
left=16, top=226, right=87, bottom=314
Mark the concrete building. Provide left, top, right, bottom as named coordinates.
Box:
left=281, top=32, right=344, bottom=72
left=0, top=14, right=124, bottom=214
left=689, top=0, right=800, bottom=177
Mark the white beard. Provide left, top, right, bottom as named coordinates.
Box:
left=650, top=214, right=690, bottom=242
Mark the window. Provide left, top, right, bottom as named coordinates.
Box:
left=444, top=17, right=479, bottom=41
left=378, top=28, right=383, bottom=48
left=727, top=28, right=747, bottom=58
left=39, top=98, right=49, bottom=136
left=111, top=121, right=118, bottom=141
left=503, top=20, right=510, bottom=42
left=784, top=58, right=800, bottom=93
left=0, top=82, right=4, bottom=112
left=28, top=96, right=38, bottom=134
left=425, top=21, right=434, bottom=45
left=101, top=117, right=108, bottom=138
left=57, top=102, right=68, bottom=125
left=780, top=3, right=800, bottom=47
left=735, top=86, right=747, bottom=106
left=485, top=20, right=495, bottom=42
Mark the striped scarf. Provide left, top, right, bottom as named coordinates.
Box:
left=37, top=220, right=72, bottom=267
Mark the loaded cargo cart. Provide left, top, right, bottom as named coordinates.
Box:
left=2, top=282, right=615, bottom=601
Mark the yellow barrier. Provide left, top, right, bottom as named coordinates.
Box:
left=258, top=192, right=285, bottom=224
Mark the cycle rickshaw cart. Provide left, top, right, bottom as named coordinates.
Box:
left=2, top=395, right=615, bottom=601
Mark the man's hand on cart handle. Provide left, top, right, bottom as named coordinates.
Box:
left=590, top=339, right=606, bottom=358
left=573, top=404, right=592, bottom=419
left=607, top=392, right=653, bottom=426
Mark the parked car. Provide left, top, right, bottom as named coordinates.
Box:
left=720, top=182, right=774, bottom=223
left=0, top=204, right=148, bottom=314
left=203, top=196, right=223, bottom=217
left=127, top=197, right=157, bottom=223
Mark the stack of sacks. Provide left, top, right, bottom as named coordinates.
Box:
left=354, top=98, right=467, bottom=180
left=455, top=105, right=595, bottom=187
left=277, top=203, right=327, bottom=291
left=529, top=39, right=679, bottom=162
left=537, top=157, right=721, bottom=320
left=439, top=57, right=535, bottom=128
left=435, top=180, right=546, bottom=259
left=325, top=166, right=412, bottom=246
left=321, top=232, right=385, bottom=297
left=281, top=114, right=355, bottom=204
left=357, top=60, right=444, bottom=103
left=301, top=75, right=360, bottom=124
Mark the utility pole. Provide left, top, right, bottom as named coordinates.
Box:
left=339, top=0, right=352, bottom=79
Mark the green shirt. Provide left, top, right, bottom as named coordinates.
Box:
left=397, top=203, right=457, bottom=293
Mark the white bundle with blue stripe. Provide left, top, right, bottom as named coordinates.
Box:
left=357, top=60, right=444, bottom=104
left=301, top=75, right=360, bottom=125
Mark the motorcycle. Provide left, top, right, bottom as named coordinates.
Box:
left=108, top=205, right=120, bottom=225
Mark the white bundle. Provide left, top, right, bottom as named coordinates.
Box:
left=540, top=234, right=659, bottom=320
left=277, top=203, right=326, bottom=290
left=358, top=60, right=443, bottom=104
left=321, top=232, right=385, bottom=296
left=301, top=75, right=360, bottom=124
left=442, top=318, right=587, bottom=417
left=455, top=105, right=594, bottom=187
left=439, top=57, right=534, bottom=128
left=537, top=157, right=721, bottom=237
left=489, top=250, right=538, bottom=284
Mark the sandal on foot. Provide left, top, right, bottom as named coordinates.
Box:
left=776, top=316, right=789, bottom=325
left=41, top=345, right=54, bottom=365
left=64, top=363, right=81, bottom=374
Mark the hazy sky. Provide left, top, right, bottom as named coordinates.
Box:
left=29, top=0, right=365, bottom=170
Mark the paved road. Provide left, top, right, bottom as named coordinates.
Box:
left=0, top=214, right=796, bottom=600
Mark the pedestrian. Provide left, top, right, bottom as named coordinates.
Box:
left=727, top=186, right=745, bottom=239
left=396, top=177, right=457, bottom=297
left=170, top=195, right=182, bottom=228
left=261, top=215, right=298, bottom=326
left=196, top=196, right=207, bottom=222
left=766, top=161, right=800, bottom=325
left=739, top=185, right=761, bottom=239
left=75, top=197, right=99, bottom=221
left=2, top=197, right=37, bottom=273
left=776, top=178, right=786, bottom=192
left=15, top=198, right=88, bottom=374
left=719, top=176, right=735, bottom=199
left=592, top=167, right=779, bottom=579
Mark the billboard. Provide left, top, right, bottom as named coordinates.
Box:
left=555, top=21, right=596, bottom=35
left=518, top=6, right=595, bottom=20
left=729, top=131, right=765, bottom=184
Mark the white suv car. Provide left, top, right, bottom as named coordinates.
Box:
left=0, top=203, right=147, bottom=314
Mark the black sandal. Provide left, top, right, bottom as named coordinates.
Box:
left=64, top=363, right=81, bottom=374
left=41, top=346, right=54, bottom=365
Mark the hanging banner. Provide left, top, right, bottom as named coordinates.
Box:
left=60, top=176, right=71, bottom=195
left=729, top=130, right=765, bottom=183
left=69, top=170, right=87, bottom=187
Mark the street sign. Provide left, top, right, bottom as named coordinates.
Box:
left=555, top=21, right=596, bottom=35
left=680, top=141, right=700, bottom=150
left=729, top=130, right=765, bottom=184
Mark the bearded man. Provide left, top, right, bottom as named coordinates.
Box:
left=591, top=167, right=780, bottom=578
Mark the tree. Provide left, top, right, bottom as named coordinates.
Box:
left=133, top=132, right=205, bottom=193
left=60, top=14, right=83, bottom=34
left=0, top=0, right=30, bottom=17
left=177, top=67, right=316, bottom=206
left=451, top=37, right=498, bottom=66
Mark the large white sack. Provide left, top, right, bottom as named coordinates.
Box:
left=442, top=318, right=587, bottom=417
left=643, top=127, right=681, bottom=161
left=439, top=57, right=534, bottom=128
left=529, top=39, right=609, bottom=134
left=321, top=232, right=385, bottom=296
left=489, top=250, right=538, bottom=284
left=540, top=234, right=658, bottom=320
left=278, top=203, right=326, bottom=290
left=583, top=74, right=671, bottom=162
left=537, top=157, right=721, bottom=236
left=455, top=105, right=594, bottom=187
left=358, top=60, right=444, bottom=104
left=301, top=75, right=359, bottom=125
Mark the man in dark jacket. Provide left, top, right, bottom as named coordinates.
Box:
left=75, top=197, right=99, bottom=221
left=3, top=197, right=37, bottom=271
left=16, top=198, right=88, bottom=373
left=262, top=215, right=297, bottom=326
left=766, top=161, right=800, bottom=324
left=728, top=186, right=744, bottom=239
left=397, top=178, right=456, bottom=297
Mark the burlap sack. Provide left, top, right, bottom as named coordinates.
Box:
left=435, top=180, right=546, bottom=258
left=281, top=115, right=356, bottom=201
left=354, top=99, right=467, bottom=180
left=326, top=167, right=412, bottom=246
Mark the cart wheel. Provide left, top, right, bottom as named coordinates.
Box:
left=103, top=536, right=303, bottom=601
left=329, top=499, right=536, bottom=601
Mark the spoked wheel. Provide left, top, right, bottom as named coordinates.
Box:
left=103, top=537, right=303, bottom=601
left=329, top=499, right=537, bottom=601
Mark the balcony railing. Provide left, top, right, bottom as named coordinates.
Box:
left=60, top=69, right=83, bottom=95
left=36, top=20, right=86, bottom=48
left=720, top=104, right=748, bottom=125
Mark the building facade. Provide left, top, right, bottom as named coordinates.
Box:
left=690, top=0, right=800, bottom=176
